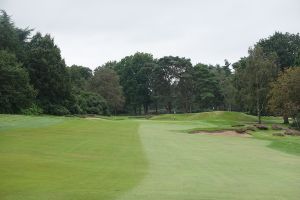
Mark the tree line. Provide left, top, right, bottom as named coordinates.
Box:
left=0, top=10, right=299, bottom=127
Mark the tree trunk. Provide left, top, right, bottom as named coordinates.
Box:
left=294, top=117, right=300, bottom=129
left=143, top=104, right=148, bottom=115
left=257, top=96, right=261, bottom=124
left=228, top=104, right=231, bottom=112
left=185, top=102, right=188, bottom=113
left=167, top=102, right=172, bottom=114
left=258, top=110, right=261, bottom=124
left=283, top=114, right=289, bottom=124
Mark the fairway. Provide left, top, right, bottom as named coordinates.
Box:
left=2, top=3, right=300, bottom=200
left=1, top=113, right=300, bottom=199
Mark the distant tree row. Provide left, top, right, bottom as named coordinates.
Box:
left=0, top=10, right=299, bottom=127
left=0, top=10, right=111, bottom=115
left=232, top=32, right=300, bottom=127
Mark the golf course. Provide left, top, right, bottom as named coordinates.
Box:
left=1, top=2, right=300, bottom=199
left=1, top=112, right=299, bottom=200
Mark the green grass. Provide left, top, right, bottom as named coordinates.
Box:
left=0, top=115, right=65, bottom=131
left=251, top=130, right=300, bottom=156
left=1, top=112, right=300, bottom=199
left=150, top=111, right=258, bottom=129
left=151, top=111, right=257, bottom=122
left=0, top=116, right=147, bottom=200
left=120, top=121, right=300, bottom=200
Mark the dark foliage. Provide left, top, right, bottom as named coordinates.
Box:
left=1, top=10, right=299, bottom=121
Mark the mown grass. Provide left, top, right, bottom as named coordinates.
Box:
left=0, top=115, right=65, bottom=131
left=251, top=130, right=300, bottom=156
left=0, top=116, right=147, bottom=200
left=120, top=120, right=300, bottom=200
left=1, top=112, right=299, bottom=200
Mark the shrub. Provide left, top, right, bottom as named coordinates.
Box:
left=272, top=132, right=285, bottom=137
left=48, top=105, right=70, bottom=116
left=291, top=113, right=300, bottom=130
left=232, top=124, right=245, bottom=127
left=284, top=129, right=300, bottom=136
left=77, top=92, right=109, bottom=115
left=272, top=124, right=284, bottom=130
left=254, top=124, right=268, bottom=130
left=246, top=126, right=256, bottom=131
left=21, top=104, right=43, bottom=115
left=236, top=128, right=247, bottom=134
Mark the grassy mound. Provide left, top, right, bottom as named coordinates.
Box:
left=151, top=111, right=257, bottom=123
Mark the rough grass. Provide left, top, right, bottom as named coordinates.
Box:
left=251, top=130, right=300, bottom=156
left=151, top=111, right=257, bottom=124
left=151, top=111, right=258, bottom=132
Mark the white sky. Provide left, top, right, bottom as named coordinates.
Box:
left=2, top=0, right=300, bottom=69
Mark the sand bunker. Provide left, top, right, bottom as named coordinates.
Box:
left=192, top=130, right=251, bottom=137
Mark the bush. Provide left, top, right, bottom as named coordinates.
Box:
left=0, top=50, right=37, bottom=113
left=77, top=92, right=109, bottom=115
left=21, top=104, right=43, bottom=115
left=284, top=129, right=300, bottom=136
left=272, top=132, right=285, bottom=137
left=246, top=126, right=256, bottom=131
left=232, top=124, right=245, bottom=127
left=236, top=128, right=247, bottom=134
left=291, top=113, right=300, bottom=130
left=272, top=124, right=284, bottom=130
left=254, top=124, right=268, bottom=130
left=48, top=105, right=70, bottom=116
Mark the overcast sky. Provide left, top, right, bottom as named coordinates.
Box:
left=2, top=0, right=300, bottom=69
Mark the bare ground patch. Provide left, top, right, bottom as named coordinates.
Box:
left=191, top=130, right=252, bottom=137
left=85, top=117, right=106, bottom=120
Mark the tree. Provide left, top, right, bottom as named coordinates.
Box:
left=157, top=56, right=193, bottom=113
left=68, top=65, right=92, bottom=90
left=99, top=61, right=118, bottom=70
left=210, top=60, right=235, bottom=111
left=76, top=92, right=108, bottom=115
left=0, top=10, right=32, bottom=62
left=177, top=68, right=194, bottom=112
left=150, top=61, right=171, bottom=113
left=0, top=50, right=36, bottom=113
left=258, top=32, right=300, bottom=122
left=269, top=67, right=300, bottom=127
left=258, top=32, right=300, bottom=70
left=89, top=67, right=124, bottom=115
left=115, top=52, right=154, bottom=114
left=242, top=46, right=279, bottom=123
left=25, top=32, right=72, bottom=114
left=0, top=10, right=19, bottom=52
left=221, top=77, right=236, bottom=111
left=232, top=57, right=248, bottom=112
left=192, top=64, right=222, bottom=111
